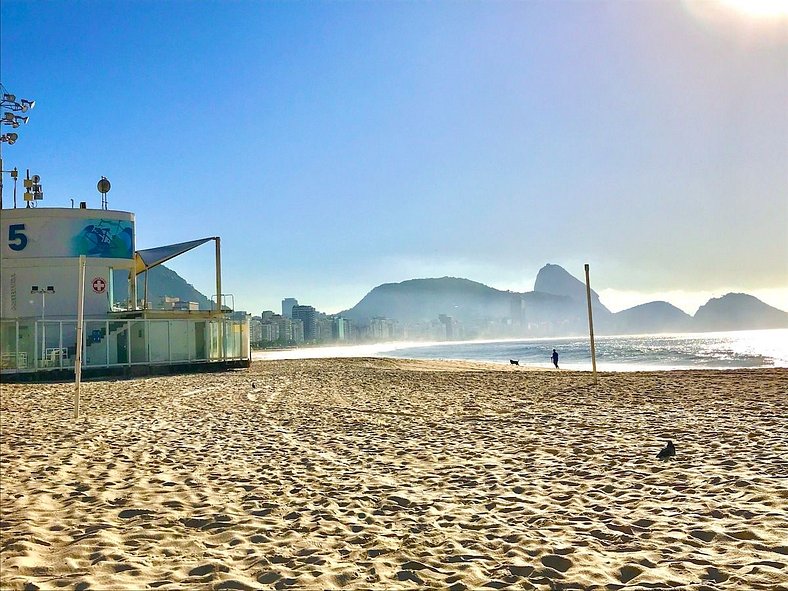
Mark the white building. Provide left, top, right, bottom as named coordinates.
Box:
left=0, top=206, right=250, bottom=378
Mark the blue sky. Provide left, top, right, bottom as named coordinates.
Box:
left=2, top=0, right=787, bottom=314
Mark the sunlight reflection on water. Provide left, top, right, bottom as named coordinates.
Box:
left=253, top=329, right=788, bottom=371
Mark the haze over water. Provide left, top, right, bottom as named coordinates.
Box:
left=255, top=329, right=788, bottom=371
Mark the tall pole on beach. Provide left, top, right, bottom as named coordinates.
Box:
left=74, top=255, right=86, bottom=418
left=584, top=264, right=598, bottom=384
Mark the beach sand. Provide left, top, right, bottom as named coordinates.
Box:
left=1, top=359, right=787, bottom=590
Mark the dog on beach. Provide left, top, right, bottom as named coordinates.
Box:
left=510, top=359, right=519, bottom=366
left=657, top=440, right=676, bottom=459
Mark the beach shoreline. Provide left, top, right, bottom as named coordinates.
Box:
left=251, top=329, right=788, bottom=371
left=2, top=358, right=787, bottom=589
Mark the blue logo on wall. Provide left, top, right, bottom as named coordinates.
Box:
left=72, top=219, right=134, bottom=258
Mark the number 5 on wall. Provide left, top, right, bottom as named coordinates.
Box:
left=8, top=223, right=28, bottom=251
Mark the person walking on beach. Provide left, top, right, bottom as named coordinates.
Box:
left=551, top=349, right=559, bottom=369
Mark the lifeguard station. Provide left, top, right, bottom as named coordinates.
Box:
left=0, top=197, right=250, bottom=380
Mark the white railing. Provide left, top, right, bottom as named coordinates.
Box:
left=0, top=316, right=250, bottom=374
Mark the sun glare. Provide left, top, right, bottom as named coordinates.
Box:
left=718, top=0, right=788, bottom=18
left=684, top=0, right=788, bottom=41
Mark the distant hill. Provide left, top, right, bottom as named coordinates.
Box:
left=341, top=265, right=787, bottom=337
left=133, top=265, right=212, bottom=309
left=341, top=277, right=518, bottom=324
left=693, top=293, right=788, bottom=331
left=614, top=301, right=693, bottom=334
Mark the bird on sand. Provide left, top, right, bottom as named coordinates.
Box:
left=251, top=382, right=256, bottom=389
left=657, top=440, right=676, bottom=459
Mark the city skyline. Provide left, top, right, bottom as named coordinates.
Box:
left=2, top=1, right=786, bottom=316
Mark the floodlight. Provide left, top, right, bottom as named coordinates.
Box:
left=3, top=93, right=15, bottom=102
left=20, top=99, right=35, bottom=111
left=3, top=113, right=28, bottom=125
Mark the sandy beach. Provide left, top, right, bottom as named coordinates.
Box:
left=1, top=358, right=787, bottom=590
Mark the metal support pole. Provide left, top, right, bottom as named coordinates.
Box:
left=34, top=320, right=39, bottom=369
left=215, top=237, right=223, bottom=361
left=130, top=265, right=137, bottom=311
left=214, top=237, right=222, bottom=313
left=584, top=264, right=598, bottom=385
left=144, top=268, right=149, bottom=310
left=41, top=293, right=46, bottom=364
left=74, top=256, right=87, bottom=418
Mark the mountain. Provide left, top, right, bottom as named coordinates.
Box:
left=532, top=263, right=613, bottom=332
left=341, top=277, right=518, bottom=324
left=341, top=267, right=614, bottom=337
left=534, top=263, right=606, bottom=311
left=693, top=293, right=788, bottom=331
left=133, top=265, right=212, bottom=309
left=341, top=265, right=788, bottom=337
left=613, top=301, right=693, bottom=334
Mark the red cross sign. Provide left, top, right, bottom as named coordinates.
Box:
left=92, top=277, right=107, bottom=294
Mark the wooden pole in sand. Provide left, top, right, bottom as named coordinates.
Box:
left=584, top=263, right=598, bottom=384
left=74, top=255, right=87, bottom=418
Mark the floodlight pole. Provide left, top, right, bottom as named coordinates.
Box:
left=40, top=291, right=47, bottom=363
left=584, top=264, right=598, bottom=384
left=31, top=286, right=55, bottom=365
left=40, top=291, right=46, bottom=363
left=1, top=88, right=35, bottom=209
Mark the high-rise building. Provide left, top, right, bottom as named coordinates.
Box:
left=510, top=295, right=526, bottom=326
left=275, top=316, right=292, bottom=342
left=291, top=305, right=317, bottom=341
left=333, top=317, right=352, bottom=341
left=250, top=317, right=263, bottom=343
left=281, top=298, right=298, bottom=318
left=290, top=318, right=304, bottom=343
left=261, top=321, right=279, bottom=342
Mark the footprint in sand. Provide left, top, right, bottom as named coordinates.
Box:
left=540, top=554, right=573, bottom=573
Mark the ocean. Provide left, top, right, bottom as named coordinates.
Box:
left=254, top=329, right=788, bottom=371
